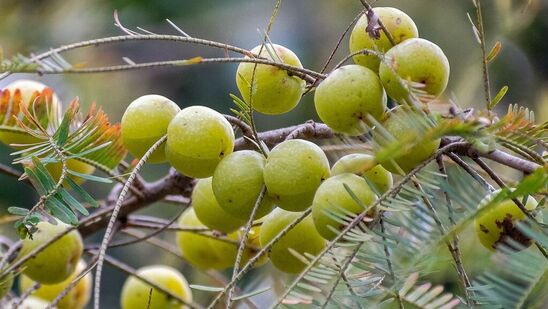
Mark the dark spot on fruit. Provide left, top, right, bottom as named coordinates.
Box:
left=492, top=215, right=532, bottom=250
left=396, top=17, right=401, bottom=24
left=220, top=151, right=224, bottom=156
left=479, top=224, right=489, bottom=234
left=228, top=199, right=232, bottom=203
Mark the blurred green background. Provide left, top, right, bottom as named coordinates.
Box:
left=0, top=0, right=547, bottom=307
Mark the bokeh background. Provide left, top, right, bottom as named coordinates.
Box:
left=0, top=0, right=547, bottom=307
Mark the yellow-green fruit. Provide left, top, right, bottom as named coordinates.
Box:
left=349, top=7, right=418, bottom=71
left=379, top=38, right=450, bottom=102
left=260, top=209, right=325, bottom=273
left=379, top=107, right=440, bottom=174
left=314, top=65, right=387, bottom=136
left=263, top=139, right=330, bottom=211
left=19, top=260, right=91, bottom=309
left=236, top=44, right=306, bottom=115
left=0, top=80, right=61, bottom=146
left=312, top=173, right=377, bottom=240
left=45, top=159, right=96, bottom=186
left=18, top=220, right=83, bottom=284
left=0, top=272, right=13, bottom=299
left=121, top=95, right=180, bottom=163
left=212, top=150, right=275, bottom=220
left=176, top=208, right=226, bottom=269
left=209, top=225, right=268, bottom=269
left=331, top=153, right=393, bottom=194
left=120, top=265, right=192, bottom=309
left=475, top=192, right=538, bottom=251
left=166, top=106, right=234, bottom=178
left=18, top=296, right=56, bottom=309
left=192, top=177, right=245, bottom=233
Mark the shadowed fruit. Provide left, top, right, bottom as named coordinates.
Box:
left=120, top=265, right=192, bottom=309
left=314, top=65, right=386, bottom=136
left=379, top=38, right=450, bottom=102
left=192, top=177, right=246, bottom=233
left=331, top=153, right=393, bottom=194
left=18, top=220, right=83, bottom=284
left=212, top=150, right=275, bottom=220
left=349, top=7, right=418, bottom=71
left=0, top=272, right=13, bottom=300
left=166, top=106, right=234, bottom=178
left=19, top=260, right=91, bottom=309
left=121, top=95, right=180, bottom=163
left=263, top=139, right=330, bottom=211
left=312, top=173, right=377, bottom=240
left=475, top=191, right=538, bottom=251
left=236, top=44, right=306, bottom=115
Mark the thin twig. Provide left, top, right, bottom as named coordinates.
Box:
left=446, top=152, right=494, bottom=191
left=474, top=0, right=492, bottom=108
left=357, top=0, right=396, bottom=46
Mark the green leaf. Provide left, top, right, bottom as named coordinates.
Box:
left=488, top=85, right=508, bottom=109
left=57, top=188, right=89, bottom=216
left=67, top=169, right=112, bottom=183
left=189, top=285, right=224, bottom=292
left=54, top=107, right=73, bottom=146
left=46, top=198, right=78, bottom=225
left=66, top=177, right=98, bottom=208
left=232, top=287, right=271, bottom=300
left=508, top=168, right=547, bottom=198
left=23, top=167, right=47, bottom=196
left=486, top=41, right=502, bottom=63
left=7, top=207, right=29, bottom=216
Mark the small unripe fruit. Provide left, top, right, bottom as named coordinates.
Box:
left=120, top=265, right=192, bottom=309
left=379, top=38, right=450, bottom=102
left=18, top=296, right=55, bottom=309
left=260, top=209, right=326, bottom=273
left=121, top=95, right=180, bottom=163
left=166, top=106, right=234, bottom=178
left=19, top=260, right=91, bottom=309
left=331, top=153, right=393, bottom=194
left=0, top=80, right=61, bottom=146
left=192, top=177, right=245, bottom=233
left=236, top=44, right=306, bottom=115
left=314, top=65, right=387, bottom=136
left=475, top=191, right=538, bottom=251
left=312, top=173, right=377, bottom=240
left=349, top=7, right=418, bottom=71
left=176, top=208, right=226, bottom=269
left=18, top=220, right=83, bottom=284
left=263, top=139, right=330, bottom=211
left=378, top=107, right=440, bottom=174
left=212, top=150, right=275, bottom=220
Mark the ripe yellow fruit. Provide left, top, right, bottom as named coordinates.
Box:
left=379, top=38, right=450, bottom=102
left=166, top=106, right=235, bottom=178
left=192, top=177, right=246, bottom=233
left=120, top=265, right=192, bottom=309
left=18, top=296, right=56, bottom=309
left=18, top=220, right=83, bottom=284
left=0, top=80, right=61, bottom=146
left=349, top=7, right=418, bottom=71
left=331, top=153, right=393, bottom=194
left=475, top=191, right=538, bottom=251
left=378, top=107, right=440, bottom=174
left=19, top=260, right=91, bottom=309
left=314, top=65, right=387, bottom=136
left=312, top=173, right=377, bottom=240
left=121, top=95, right=180, bottom=163
left=236, top=44, right=306, bottom=115
left=260, top=209, right=326, bottom=273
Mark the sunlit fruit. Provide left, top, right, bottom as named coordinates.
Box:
left=314, top=65, right=386, bottom=136
left=475, top=191, right=538, bottom=251
left=18, top=296, right=55, bottom=309
left=312, top=173, right=377, bottom=240
left=121, top=95, right=180, bottom=163
left=120, top=265, right=192, bottom=309
left=331, top=153, right=393, bottom=194
left=0, top=272, right=13, bottom=300
left=236, top=44, right=306, bottom=115
left=379, top=38, right=450, bottom=102
left=209, top=224, right=268, bottom=269
left=260, top=209, right=326, bottom=273
left=192, top=177, right=245, bottom=233
left=378, top=107, right=440, bottom=174
left=0, top=80, right=61, bottom=146
left=166, top=106, right=234, bottom=178
left=212, top=150, right=275, bottom=220
left=19, top=260, right=91, bottom=309
left=263, top=139, right=330, bottom=211
left=176, top=208, right=226, bottom=269
left=17, top=220, right=83, bottom=284
left=349, top=7, right=418, bottom=71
